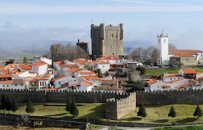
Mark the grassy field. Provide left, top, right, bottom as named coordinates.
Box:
left=154, top=125, right=203, bottom=130
left=146, top=66, right=203, bottom=76
left=3, top=103, right=105, bottom=119
left=0, top=125, right=78, bottom=130
left=120, top=104, right=203, bottom=124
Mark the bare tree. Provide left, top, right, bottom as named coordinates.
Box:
left=169, top=43, right=177, bottom=51
left=129, top=46, right=160, bottom=65
left=128, top=47, right=143, bottom=61
left=51, top=43, right=89, bottom=61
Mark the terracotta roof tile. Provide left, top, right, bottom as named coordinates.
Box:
left=170, top=49, right=203, bottom=57
left=181, top=68, right=197, bottom=74
left=32, top=61, right=47, bottom=67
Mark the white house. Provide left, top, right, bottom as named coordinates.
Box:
left=74, top=69, right=96, bottom=78
left=29, top=74, right=54, bottom=90
left=93, top=61, right=110, bottom=74
left=13, top=71, right=37, bottom=79
left=79, top=80, right=95, bottom=92
left=32, top=56, right=52, bottom=65
left=53, top=75, right=77, bottom=89
left=0, top=79, right=29, bottom=90
left=32, top=61, right=48, bottom=75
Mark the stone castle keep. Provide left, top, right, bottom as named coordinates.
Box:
left=91, top=23, right=124, bottom=58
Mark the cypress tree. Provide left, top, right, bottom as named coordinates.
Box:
left=66, top=98, right=72, bottom=112
left=11, top=97, right=19, bottom=113
left=1, top=94, right=6, bottom=113
left=70, top=100, right=79, bottom=117
left=137, top=103, right=147, bottom=117
left=168, top=106, right=176, bottom=118
left=0, top=95, right=2, bottom=111
left=26, top=99, right=35, bottom=114
left=5, top=96, right=12, bottom=113
left=23, top=57, right=28, bottom=64
left=194, top=105, right=202, bottom=118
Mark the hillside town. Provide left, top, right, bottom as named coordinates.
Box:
left=0, top=27, right=203, bottom=93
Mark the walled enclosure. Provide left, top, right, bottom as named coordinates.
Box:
left=1, top=89, right=203, bottom=120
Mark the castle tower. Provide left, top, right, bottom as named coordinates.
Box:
left=157, top=33, right=169, bottom=65
left=91, top=23, right=124, bottom=58
left=76, top=39, right=89, bottom=54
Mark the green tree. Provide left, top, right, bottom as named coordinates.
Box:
left=168, top=106, right=176, bottom=118
left=11, top=97, right=19, bottom=113
left=97, top=69, right=102, bottom=77
left=194, top=105, right=202, bottom=118
left=66, top=98, right=72, bottom=112
left=1, top=94, right=6, bottom=114
left=137, top=103, right=147, bottom=117
left=23, top=57, right=28, bottom=64
left=26, top=99, right=35, bottom=115
left=70, top=100, right=79, bottom=117
left=5, top=96, right=12, bottom=113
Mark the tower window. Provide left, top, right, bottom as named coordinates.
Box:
left=164, top=39, right=166, bottom=43
left=112, top=33, right=114, bottom=38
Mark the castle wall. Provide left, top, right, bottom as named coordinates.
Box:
left=105, top=93, right=136, bottom=120
left=137, top=89, right=203, bottom=105
left=0, top=89, right=128, bottom=103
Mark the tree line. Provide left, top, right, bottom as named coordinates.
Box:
left=128, top=44, right=177, bottom=66
left=0, top=94, right=79, bottom=117
left=137, top=104, right=202, bottom=119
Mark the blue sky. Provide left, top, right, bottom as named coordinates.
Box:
left=1, top=0, right=203, bottom=50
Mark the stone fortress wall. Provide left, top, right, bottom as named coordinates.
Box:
left=137, top=89, right=203, bottom=105
left=1, top=89, right=203, bottom=119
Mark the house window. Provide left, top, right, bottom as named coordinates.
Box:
left=59, top=81, right=61, bottom=84
left=3, top=85, right=5, bottom=87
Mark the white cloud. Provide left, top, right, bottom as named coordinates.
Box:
left=1, top=3, right=203, bottom=15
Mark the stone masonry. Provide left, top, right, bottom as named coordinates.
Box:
left=105, top=93, right=136, bottom=120
left=91, top=23, right=124, bottom=58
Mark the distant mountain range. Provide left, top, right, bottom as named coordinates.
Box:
left=0, top=40, right=153, bottom=58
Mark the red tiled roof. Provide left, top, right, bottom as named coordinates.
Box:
left=82, top=75, right=100, bottom=80
left=169, top=49, right=203, bottom=57
left=67, top=68, right=80, bottom=73
left=101, top=80, right=118, bottom=85
left=18, top=64, right=32, bottom=70
left=53, top=75, right=67, bottom=81
left=81, top=80, right=93, bottom=87
left=163, top=74, right=182, bottom=78
left=78, top=70, right=95, bottom=75
left=60, top=64, right=79, bottom=68
left=30, top=74, right=52, bottom=82
left=32, top=61, right=47, bottom=67
left=97, top=56, right=120, bottom=60
left=181, top=68, right=197, bottom=74
left=92, top=60, right=109, bottom=64
left=147, top=79, right=158, bottom=85
left=0, top=74, right=12, bottom=78
left=74, top=58, right=87, bottom=65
